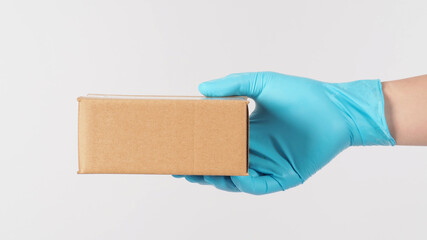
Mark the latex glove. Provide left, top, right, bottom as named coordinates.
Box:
left=174, top=72, right=395, bottom=195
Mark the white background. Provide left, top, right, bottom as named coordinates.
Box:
left=1, top=0, right=426, bottom=239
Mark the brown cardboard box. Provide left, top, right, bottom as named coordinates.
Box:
left=77, top=95, right=249, bottom=175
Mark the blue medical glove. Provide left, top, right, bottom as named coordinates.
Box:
left=174, top=72, right=395, bottom=195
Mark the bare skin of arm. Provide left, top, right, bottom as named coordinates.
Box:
left=382, top=75, right=427, bottom=146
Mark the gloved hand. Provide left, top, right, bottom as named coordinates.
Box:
left=174, top=72, right=395, bottom=195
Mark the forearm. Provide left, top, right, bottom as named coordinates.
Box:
left=382, top=75, right=427, bottom=146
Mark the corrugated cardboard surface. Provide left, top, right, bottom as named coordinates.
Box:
left=78, top=96, right=249, bottom=175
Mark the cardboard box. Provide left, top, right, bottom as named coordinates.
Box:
left=77, top=94, right=249, bottom=175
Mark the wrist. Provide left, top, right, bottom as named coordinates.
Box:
left=381, top=75, right=427, bottom=146
left=327, top=80, right=396, bottom=146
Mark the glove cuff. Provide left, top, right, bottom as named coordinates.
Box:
left=328, top=80, right=396, bottom=146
